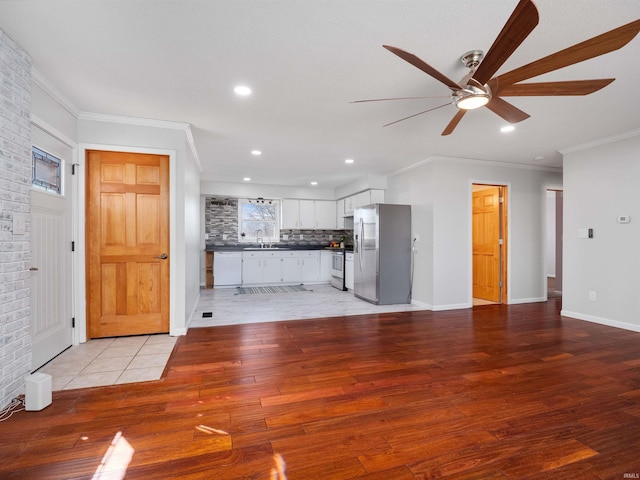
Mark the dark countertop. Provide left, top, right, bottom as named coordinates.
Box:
left=206, top=245, right=354, bottom=252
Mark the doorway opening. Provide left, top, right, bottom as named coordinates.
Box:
left=472, top=184, right=508, bottom=306
left=546, top=189, right=563, bottom=299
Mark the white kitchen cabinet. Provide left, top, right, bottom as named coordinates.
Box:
left=320, top=250, right=332, bottom=281
left=263, top=256, right=283, bottom=283
left=345, top=252, right=354, bottom=290
left=242, top=250, right=323, bottom=285
left=281, top=253, right=301, bottom=283
left=299, top=200, right=315, bottom=228
left=242, top=253, right=264, bottom=284
left=315, top=200, right=336, bottom=229
left=300, top=251, right=320, bottom=282
left=344, top=196, right=354, bottom=216
left=281, top=199, right=301, bottom=229
left=282, top=199, right=336, bottom=229
left=336, top=199, right=345, bottom=229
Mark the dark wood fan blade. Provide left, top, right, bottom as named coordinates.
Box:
left=441, top=110, right=466, bottom=136
left=383, top=102, right=451, bottom=127
left=351, top=95, right=451, bottom=103
left=494, top=19, right=640, bottom=87
left=485, top=97, right=530, bottom=123
left=472, top=0, right=539, bottom=85
left=383, top=45, right=461, bottom=90
left=492, top=79, right=615, bottom=96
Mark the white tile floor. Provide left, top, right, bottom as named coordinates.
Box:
left=40, top=284, right=427, bottom=392
left=38, top=334, right=177, bottom=392
left=190, top=283, right=427, bottom=328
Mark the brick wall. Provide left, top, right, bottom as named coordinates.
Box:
left=0, top=29, right=32, bottom=408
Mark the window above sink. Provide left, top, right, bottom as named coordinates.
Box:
left=238, top=198, right=280, bottom=244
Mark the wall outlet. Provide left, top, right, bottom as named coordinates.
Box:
left=589, top=291, right=597, bottom=301
left=299, top=234, right=304, bottom=240
left=329, top=234, right=333, bottom=240
left=204, top=233, right=210, bottom=240
left=283, top=234, right=289, bottom=240
left=222, top=234, right=228, bottom=240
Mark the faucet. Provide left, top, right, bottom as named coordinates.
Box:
left=256, top=229, right=263, bottom=247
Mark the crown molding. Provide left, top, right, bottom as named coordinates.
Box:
left=78, top=112, right=202, bottom=172
left=389, top=155, right=562, bottom=178
left=559, top=128, right=640, bottom=155
left=31, top=68, right=80, bottom=118
left=30, top=113, right=76, bottom=148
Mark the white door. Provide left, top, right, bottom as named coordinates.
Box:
left=30, top=187, right=73, bottom=370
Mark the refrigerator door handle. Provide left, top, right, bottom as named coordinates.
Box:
left=358, top=217, right=364, bottom=270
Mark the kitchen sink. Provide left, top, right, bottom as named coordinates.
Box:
left=243, top=247, right=291, bottom=250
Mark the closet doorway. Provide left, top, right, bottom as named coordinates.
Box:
left=472, top=184, right=508, bottom=305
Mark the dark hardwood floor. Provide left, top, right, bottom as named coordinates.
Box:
left=2, top=298, right=640, bottom=479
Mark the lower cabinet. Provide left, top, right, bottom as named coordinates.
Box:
left=345, top=252, right=354, bottom=290
left=241, top=250, right=321, bottom=285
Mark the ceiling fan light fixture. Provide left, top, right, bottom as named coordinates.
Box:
left=454, top=85, right=491, bottom=110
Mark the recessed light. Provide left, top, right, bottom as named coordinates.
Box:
left=500, top=125, right=515, bottom=133
left=345, top=158, right=354, bottom=164
left=243, top=177, right=251, bottom=182
left=310, top=181, right=318, bottom=186
left=234, top=85, right=252, bottom=96
left=251, top=150, right=262, bottom=156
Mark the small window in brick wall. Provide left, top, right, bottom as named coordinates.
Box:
left=32, top=146, right=62, bottom=194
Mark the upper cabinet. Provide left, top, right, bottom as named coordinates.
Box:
left=342, top=189, right=385, bottom=217
left=281, top=199, right=301, bottom=229
left=282, top=199, right=337, bottom=229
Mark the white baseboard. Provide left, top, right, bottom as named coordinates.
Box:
left=561, top=310, right=640, bottom=333
left=411, top=299, right=432, bottom=310
left=509, top=297, right=547, bottom=305
left=432, top=302, right=471, bottom=311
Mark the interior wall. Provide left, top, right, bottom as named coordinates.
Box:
left=386, top=162, right=435, bottom=307
left=387, top=157, right=562, bottom=310
left=546, top=191, right=556, bottom=277
left=561, top=133, right=640, bottom=331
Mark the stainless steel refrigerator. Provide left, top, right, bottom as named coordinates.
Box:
left=354, top=203, right=412, bottom=305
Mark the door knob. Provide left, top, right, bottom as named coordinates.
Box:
left=154, top=253, right=168, bottom=259
left=30, top=267, right=39, bottom=271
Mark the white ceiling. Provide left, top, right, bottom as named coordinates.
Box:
left=1, top=1, right=639, bottom=188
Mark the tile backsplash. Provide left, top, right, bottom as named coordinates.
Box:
left=205, top=197, right=352, bottom=248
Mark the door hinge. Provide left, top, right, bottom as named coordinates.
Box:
left=71, top=241, right=75, bottom=252
left=499, top=281, right=503, bottom=288
left=499, top=196, right=504, bottom=203
left=71, top=163, right=79, bottom=175
left=498, top=238, right=504, bottom=245
left=72, top=317, right=75, bottom=328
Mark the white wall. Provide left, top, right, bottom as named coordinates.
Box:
left=561, top=132, right=640, bottom=332
left=545, top=191, right=556, bottom=277
left=387, top=157, right=562, bottom=310
left=0, top=28, right=32, bottom=409
left=77, top=117, right=201, bottom=336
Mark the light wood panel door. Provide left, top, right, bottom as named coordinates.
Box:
left=473, top=187, right=502, bottom=302
left=86, top=150, right=170, bottom=338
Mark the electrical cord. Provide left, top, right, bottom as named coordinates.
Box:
left=0, top=397, right=25, bottom=422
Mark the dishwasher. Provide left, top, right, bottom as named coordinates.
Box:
left=213, top=252, right=242, bottom=287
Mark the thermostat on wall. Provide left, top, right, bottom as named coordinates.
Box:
left=617, top=215, right=631, bottom=224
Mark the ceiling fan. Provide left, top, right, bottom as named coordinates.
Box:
left=354, top=0, right=640, bottom=136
